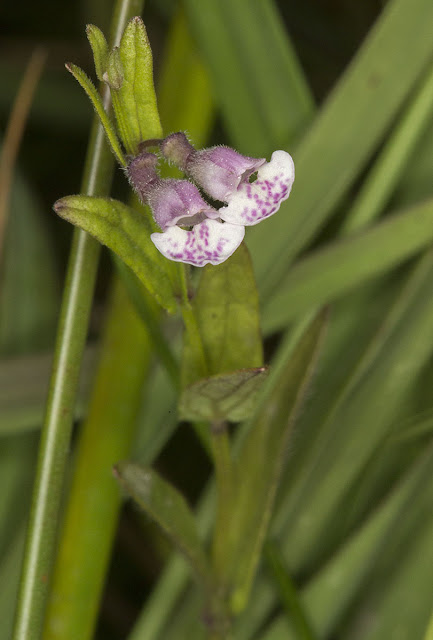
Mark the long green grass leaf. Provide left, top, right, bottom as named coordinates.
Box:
left=264, top=198, right=433, bottom=333
left=184, top=0, right=314, bottom=155
left=264, top=541, right=317, bottom=640
left=42, top=278, right=151, bottom=640
left=0, top=349, right=96, bottom=435
left=157, top=7, right=214, bottom=147
left=237, top=439, right=433, bottom=640
left=344, top=517, right=433, bottom=640
left=11, top=2, right=139, bottom=638
left=278, top=254, right=433, bottom=575
left=341, top=62, right=433, bottom=234
left=247, top=0, right=433, bottom=296
left=226, top=312, right=327, bottom=614
left=0, top=171, right=59, bottom=355
left=0, top=526, right=26, bottom=640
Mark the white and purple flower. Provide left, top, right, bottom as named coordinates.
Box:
left=219, top=150, right=295, bottom=226
left=160, top=132, right=266, bottom=203
left=127, top=152, right=244, bottom=267
left=126, top=134, right=294, bottom=267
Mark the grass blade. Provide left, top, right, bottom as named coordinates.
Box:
left=264, top=541, right=317, bottom=640
left=42, top=278, right=151, bottom=640
left=341, top=62, right=433, bottom=234
left=184, top=0, right=314, bottom=155
left=264, top=197, right=433, bottom=333
left=247, top=0, right=433, bottom=295
left=11, top=2, right=141, bottom=638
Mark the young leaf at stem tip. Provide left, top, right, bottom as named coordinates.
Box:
left=109, top=16, right=162, bottom=155
left=86, top=24, right=109, bottom=81
left=65, top=63, right=126, bottom=166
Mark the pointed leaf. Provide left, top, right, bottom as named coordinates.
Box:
left=226, top=311, right=328, bottom=614
left=111, top=17, right=162, bottom=155
left=184, top=0, right=314, bottom=155
left=54, top=195, right=177, bottom=313
left=86, top=24, right=109, bottom=82
left=0, top=172, right=59, bottom=355
left=248, top=0, right=433, bottom=295
left=248, top=441, right=433, bottom=640
left=157, top=8, right=214, bottom=147
left=265, top=197, right=433, bottom=333
left=179, top=367, right=269, bottom=422
left=341, top=62, right=433, bottom=235
left=182, top=243, right=263, bottom=387
left=114, top=462, right=211, bottom=584
left=105, top=46, right=124, bottom=90
left=345, top=514, right=433, bottom=640
left=264, top=541, right=317, bottom=640
left=65, top=63, right=125, bottom=166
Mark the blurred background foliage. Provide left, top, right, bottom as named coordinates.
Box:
left=2, top=0, right=433, bottom=639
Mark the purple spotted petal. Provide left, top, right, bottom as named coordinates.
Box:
left=150, top=219, right=245, bottom=267
left=218, top=150, right=295, bottom=226
left=147, top=179, right=219, bottom=231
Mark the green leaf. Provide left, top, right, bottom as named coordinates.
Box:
left=182, top=243, right=263, bottom=387
left=184, top=0, right=314, bottom=155
left=157, top=8, right=214, bottom=148
left=226, top=312, right=327, bottom=614
left=179, top=367, right=269, bottom=422
left=65, top=63, right=125, bottom=166
left=86, top=24, right=109, bottom=82
left=0, top=348, right=96, bottom=436
left=424, top=611, right=433, bottom=640
left=264, top=541, right=317, bottom=640
left=238, top=434, right=433, bottom=640
left=392, top=408, right=433, bottom=443
left=111, top=16, right=162, bottom=155
left=344, top=518, right=433, bottom=640
left=341, top=62, right=433, bottom=235
left=42, top=278, right=152, bottom=640
left=264, top=197, right=433, bottom=333
left=248, top=0, right=433, bottom=296
left=113, top=256, right=180, bottom=388
left=275, top=253, right=433, bottom=577
left=395, top=108, right=433, bottom=208
left=105, top=46, right=124, bottom=90
left=54, top=195, right=177, bottom=313
left=0, top=171, right=59, bottom=355
left=0, top=525, right=26, bottom=640
left=114, top=462, right=211, bottom=585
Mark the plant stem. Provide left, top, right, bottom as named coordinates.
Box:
left=209, top=420, right=235, bottom=638
left=264, top=540, right=317, bottom=640
left=11, top=2, right=142, bottom=639
left=211, top=420, right=234, bottom=573
left=179, top=264, right=208, bottom=379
